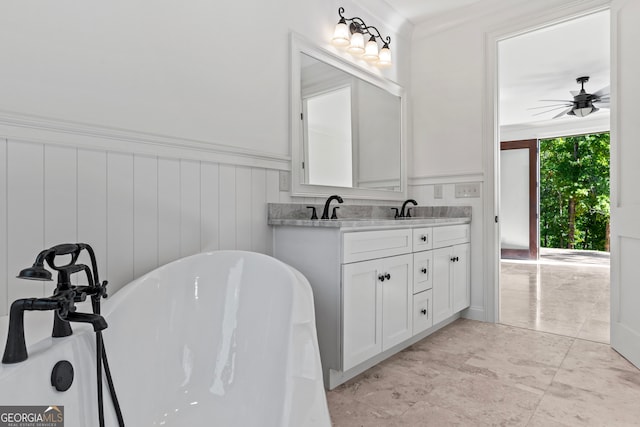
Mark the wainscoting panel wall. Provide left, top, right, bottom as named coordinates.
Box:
left=0, top=137, right=289, bottom=318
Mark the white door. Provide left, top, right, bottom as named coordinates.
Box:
left=381, top=254, right=412, bottom=351
left=342, top=259, right=382, bottom=371
left=610, top=0, right=640, bottom=368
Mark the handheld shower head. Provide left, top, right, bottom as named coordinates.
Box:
left=17, top=264, right=53, bottom=281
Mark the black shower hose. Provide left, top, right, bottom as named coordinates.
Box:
left=92, top=298, right=125, bottom=427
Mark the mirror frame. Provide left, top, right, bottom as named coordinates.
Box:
left=290, top=33, right=407, bottom=201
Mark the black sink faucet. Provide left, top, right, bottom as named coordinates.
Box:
left=399, top=199, right=418, bottom=218
left=2, top=243, right=109, bottom=364
left=321, top=195, right=344, bottom=219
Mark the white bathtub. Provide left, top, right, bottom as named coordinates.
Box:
left=0, top=251, right=330, bottom=426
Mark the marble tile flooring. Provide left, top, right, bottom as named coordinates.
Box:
left=500, top=250, right=610, bottom=343
left=326, top=319, right=640, bottom=426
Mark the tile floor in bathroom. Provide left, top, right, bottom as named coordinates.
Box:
left=326, top=251, right=637, bottom=426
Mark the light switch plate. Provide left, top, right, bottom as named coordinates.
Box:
left=279, top=171, right=290, bottom=192
left=434, top=184, right=443, bottom=199
left=455, top=182, right=480, bottom=198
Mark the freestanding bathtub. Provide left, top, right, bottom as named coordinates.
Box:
left=0, top=251, right=330, bottom=426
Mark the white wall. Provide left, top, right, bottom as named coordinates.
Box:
left=409, top=0, right=610, bottom=321
left=0, top=0, right=411, bottom=326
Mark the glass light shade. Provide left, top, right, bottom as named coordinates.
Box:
left=332, top=21, right=350, bottom=47
left=377, top=45, right=392, bottom=67
left=573, top=106, right=595, bottom=117
left=362, top=37, right=379, bottom=62
left=347, top=31, right=365, bottom=55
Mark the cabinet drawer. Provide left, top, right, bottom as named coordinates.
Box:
left=413, top=251, right=433, bottom=294
left=413, top=289, right=433, bottom=335
left=433, top=224, right=470, bottom=248
left=412, top=227, right=433, bottom=252
left=343, top=229, right=412, bottom=263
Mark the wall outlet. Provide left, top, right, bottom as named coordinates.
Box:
left=455, top=182, right=481, bottom=198
left=279, top=171, right=290, bottom=192
left=434, top=184, right=443, bottom=199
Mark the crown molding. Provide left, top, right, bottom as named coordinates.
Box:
left=0, top=110, right=290, bottom=171
left=412, top=0, right=610, bottom=40
left=352, top=0, right=414, bottom=40
left=500, top=114, right=610, bottom=141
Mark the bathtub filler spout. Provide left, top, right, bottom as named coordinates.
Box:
left=2, top=243, right=108, bottom=364
left=1, top=243, right=125, bottom=427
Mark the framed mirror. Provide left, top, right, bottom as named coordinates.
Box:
left=290, top=33, right=407, bottom=200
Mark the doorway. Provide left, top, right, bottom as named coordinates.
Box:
left=500, top=139, right=538, bottom=260
left=495, top=11, right=610, bottom=339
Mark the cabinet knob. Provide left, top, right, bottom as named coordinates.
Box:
left=421, top=268, right=427, bottom=274
left=378, top=274, right=385, bottom=282
left=455, top=256, right=459, bottom=262
left=420, top=235, right=427, bottom=242
left=385, top=273, right=391, bottom=280
left=421, top=309, right=427, bottom=315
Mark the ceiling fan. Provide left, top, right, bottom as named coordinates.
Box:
left=532, top=76, right=610, bottom=119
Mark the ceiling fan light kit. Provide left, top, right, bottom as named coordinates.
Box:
left=532, top=76, right=609, bottom=119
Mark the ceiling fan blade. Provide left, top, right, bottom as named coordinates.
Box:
left=594, top=102, right=610, bottom=109
left=552, top=107, right=574, bottom=119
left=532, top=105, right=573, bottom=116
left=527, top=103, right=572, bottom=110
left=592, top=85, right=610, bottom=98
left=595, top=96, right=610, bottom=103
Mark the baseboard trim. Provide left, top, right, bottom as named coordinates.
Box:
left=462, top=306, right=486, bottom=322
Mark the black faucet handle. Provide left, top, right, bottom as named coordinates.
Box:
left=331, top=206, right=340, bottom=220
left=306, top=206, right=318, bottom=220
left=391, top=208, right=399, bottom=218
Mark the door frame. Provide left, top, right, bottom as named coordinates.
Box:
left=500, top=139, right=538, bottom=260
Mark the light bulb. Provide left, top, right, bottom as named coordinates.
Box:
left=347, top=31, right=365, bottom=55
left=378, top=44, right=392, bottom=67
left=332, top=19, right=350, bottom=47
left=362, top=36, right=379, bottom=62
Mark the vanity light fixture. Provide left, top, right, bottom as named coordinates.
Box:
left=331, top=7, right=392, bottom=67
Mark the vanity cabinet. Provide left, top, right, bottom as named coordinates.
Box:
left=342, top=253, right=412, bottom=371
left=271, top=219, right=470, bottom=389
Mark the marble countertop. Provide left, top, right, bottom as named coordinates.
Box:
left=268, top=216, right=470, bottom=229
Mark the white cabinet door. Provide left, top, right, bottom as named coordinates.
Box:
left=433, top=247, right=453, bottom=324
left=342, top=259, right=382, bottom=371
left=381, top=254, right=413, bottom=351
left=452, top=243, right=470, bottom=313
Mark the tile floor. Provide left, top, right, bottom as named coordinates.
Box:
left=326, top=319, right=640, bottom=426
left=327, top=250, right=634, bottom=426
left=500, top=251, right=610, bottom=343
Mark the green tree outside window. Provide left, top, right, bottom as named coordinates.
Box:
left=539, top=132, right=610, bottom=251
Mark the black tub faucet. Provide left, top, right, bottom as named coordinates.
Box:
left=321, top=195, right=344, bottom=219
left=2, top=243, right=109, bottom=364
left=399, top=199, right=418, bottom=218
